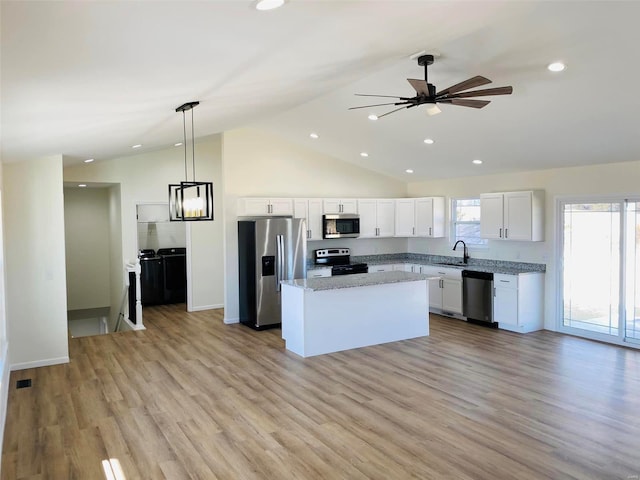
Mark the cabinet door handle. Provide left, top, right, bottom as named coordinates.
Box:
left=499, top=227, right=502, bottom=238
left=494, top=287, right=496, bottom=296
left=429, top=227, right=432, bottom=236
left=505, top=228, right=508, bottom=238
left=412, top=227, right=415, bottom=235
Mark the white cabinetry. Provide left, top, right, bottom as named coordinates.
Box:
left=494, top=272, right=544, bottom=333
left=395, top=197, right=445, bottom=238
left=358, top=199, right=395, bottom=238
left=238, top=197, right=294, bottom=216
left=323, top=198, right=357, bottom=214
left=294, top=198, right=323, bottom=240
left=420, top=265, right=463, bottom=315
left=368, top=264, right=394, bottom=273
left=416, top=197, right=445, bottom=237
left=480, top=191, right=544, bottom=241
left=307, top=267, right=332, bottom=278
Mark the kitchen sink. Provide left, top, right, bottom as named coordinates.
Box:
left=433, top=262, right=465, bottom=267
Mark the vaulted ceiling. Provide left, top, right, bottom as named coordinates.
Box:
left=2, top=1, right=639, bottom=181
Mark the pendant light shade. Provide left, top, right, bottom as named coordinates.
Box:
left=169, top=101, right=214, bottom=221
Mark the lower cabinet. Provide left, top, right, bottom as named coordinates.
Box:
left=420, top=265, right=463, bottom=316
left=368, top=264, right=394, bottom=273
left=307, top=267, right=332, bottom=278
left=494, top=272, right=544, bottom=333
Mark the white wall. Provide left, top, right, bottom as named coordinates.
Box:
left=222, top=128, right=408, bottom=323
left=64, top=135, right=224, bottom=311
left=407, top=159, right=640, bottom=331
left=3, top=156, right=69, bottom=369
left=64, top=187, right=111, bottom=311
left=108, top=185, right=124, bottom=330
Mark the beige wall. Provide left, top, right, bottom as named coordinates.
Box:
left=3, top=156, right=69, bottom=369
left=64, top=135, right=224, bottom=311
left=64, top=187, right=111, bottom=311
left=222, top=128, right=408, bottom=323
left=407, top=159, right=640, bottom=331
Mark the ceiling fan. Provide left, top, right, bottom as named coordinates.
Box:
left=349, top=54, right=513, bottom=118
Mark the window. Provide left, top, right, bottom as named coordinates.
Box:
left=559, top=198, right=640, bottom=345
left=451, top=198, right=487, bottom=246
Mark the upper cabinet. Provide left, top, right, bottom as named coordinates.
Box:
left=480, top=191, right=544, bottom=241
left=294, top=198, right=324, bottom=241
left=238, top=197, right=294, bottom=216
left=358, top=199, right=395, bottom=238
left=395, top=197, right=445, bottom=238
left=323, top=198, right=357, bottom=214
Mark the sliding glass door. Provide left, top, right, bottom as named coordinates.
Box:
left=624, top=201, right=640, bottom=341
left=560, top=198, right=640, bottom=345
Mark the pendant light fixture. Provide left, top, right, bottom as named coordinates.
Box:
left=168, top=101, right=214, bottom=221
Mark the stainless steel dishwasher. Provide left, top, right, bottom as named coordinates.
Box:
left=462, top=270, right=495, bottom=325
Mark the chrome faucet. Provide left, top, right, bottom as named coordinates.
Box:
left=453, top=240, right=469, bottom=264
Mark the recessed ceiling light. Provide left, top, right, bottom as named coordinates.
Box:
left=78, top=184, right=87, bottom=188
left=255, top=0, right=284, bottom=10
left=368, top=114, right=378, bottom=121
left=360, top=152, right=369, bottom=157
left=405, top=169, right=414, bottom=174
left=83, top=158, right=94, bottom=163
left=132, top=144, right=142, bottom=149
left=548, top=62, right=566, bottom=72
left=423, top=138, right=434, bottom=145
left=309, top=132, right=319, bottom=139
left=174, top=142, right=183, bottom=147
left=472, top=159, right=483, bottom=165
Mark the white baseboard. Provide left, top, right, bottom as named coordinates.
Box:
left=189, top=304, right=224, bottom=312
left=0, top=341, right=10, bottom=467
left=11, top=355, right=69, bottom=371
left=224, top=316, right=239, bottom=324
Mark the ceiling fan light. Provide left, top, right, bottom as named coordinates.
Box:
left=425, top=104, right=441, bottom=116
left=423, top=138, right=434, bottom=145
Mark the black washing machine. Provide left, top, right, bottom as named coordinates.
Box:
left=157, top=247, right=187, bottom=304
left=139, top=249, right=164, bottom=306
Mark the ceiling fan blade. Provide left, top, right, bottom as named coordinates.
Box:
left=439, top=98, right=491, bottom=108
left=407, top=78, right=430, bottom=96
left=355, top=93, right=406, bottom=99
left=441, top=86, right=513, bottom=99
left=436, top=75, right=491, bottom=96
left=378, top=105, right=410, bottom=118
left=348, top=101, right=409, bottom=110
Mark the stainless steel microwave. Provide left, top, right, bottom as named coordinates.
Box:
left=323, top=214, right=360, bottom=239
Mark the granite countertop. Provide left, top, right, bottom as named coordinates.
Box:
left=282, top=271, right=437, bottom=291
left=307, top=253, right=546, bottom=275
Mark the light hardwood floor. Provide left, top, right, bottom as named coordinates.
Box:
left=3, top=305, right=640, bottom=479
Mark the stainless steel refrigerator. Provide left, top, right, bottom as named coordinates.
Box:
left=238, top=218, right=307, bottom=329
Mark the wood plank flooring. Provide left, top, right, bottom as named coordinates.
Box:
left=3, top=305, right=640, bottom=479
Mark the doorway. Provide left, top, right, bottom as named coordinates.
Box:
left=559, top=198, right=640, bottom=345
left=136, top=203, right=188, bottom=310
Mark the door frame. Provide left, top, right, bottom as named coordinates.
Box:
left=556, top=194, right=640, bottom=348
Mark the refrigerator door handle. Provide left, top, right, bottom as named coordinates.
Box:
left=276, top=234, right=285, bottom=292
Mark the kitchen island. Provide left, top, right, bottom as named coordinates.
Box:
left=281, top=271, right=436, bottom=357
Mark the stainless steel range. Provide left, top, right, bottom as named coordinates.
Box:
left=313, top=248, right=368, bottom=275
